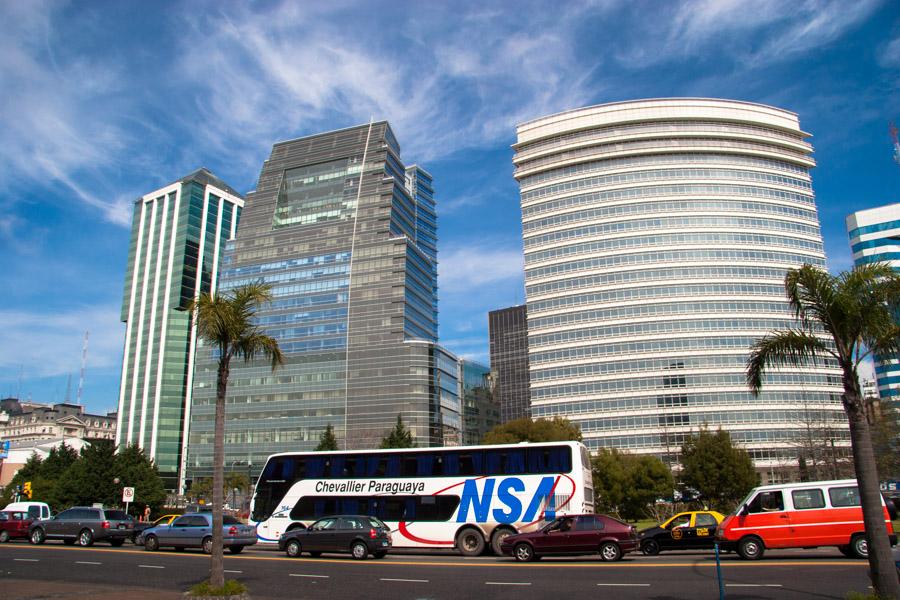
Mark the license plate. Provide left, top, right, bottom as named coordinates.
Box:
left=118, top=525, right=126, bottom=529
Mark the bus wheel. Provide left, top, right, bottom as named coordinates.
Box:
left=456, top=528, right=485, bottom=557
left=490, top=527, right=515, bottom=556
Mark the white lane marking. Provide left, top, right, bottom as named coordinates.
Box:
left=726, top=584, right=782, bottom=587
left=138, top=564, right=165, bottom=569
left=225, top=570, right=242, bottom=574
left=597, top=583, right=651, bottom=587
left=290, top=574, right=329, bottom=578
left=380, top=578, right=429, bottom=583
left=14, top=558, right=39, bottom=562
left=486, top=582, right=532, bottom=586
left=76, top=561, right=102, bottom=565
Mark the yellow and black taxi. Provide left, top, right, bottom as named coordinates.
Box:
left=639, top=511, right=725, bottom=555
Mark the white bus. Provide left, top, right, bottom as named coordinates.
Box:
left=250, top=441, right=593, bottom=555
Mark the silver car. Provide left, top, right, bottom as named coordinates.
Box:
left=142, top=513, right=256, bottom=554
left=29, top=507, right=133, bottom=547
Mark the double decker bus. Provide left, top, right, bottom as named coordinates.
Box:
left=250, top=441, right=593, bottom=555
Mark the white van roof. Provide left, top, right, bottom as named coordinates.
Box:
left=751, top=479, right=858, bottom=493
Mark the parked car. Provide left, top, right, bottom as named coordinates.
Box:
left=142, top=513, right=257, bottom=554
left=29, top=507, right=133, bottom=547
left=3, top=502, right=51, bottom=520
left=500, top=514, right=639, bottom=562
left=0, top=510, right=34, bottom=542
left=716, top=479, right=898, bottom=560
left=133, top=514, right=181, bottom=545
left=278, top=515, right=391, bottom=560
left=639, top=511, right=725, bottom=555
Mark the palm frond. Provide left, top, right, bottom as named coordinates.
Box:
left=235, top=331, right=285, bottom=372
left=746, top=330, right=832, bottom=396
left=784, top=264, right=839, bottom=334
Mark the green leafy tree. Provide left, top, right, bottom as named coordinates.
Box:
left=315, top=423, right=339, bottom=451
left=55, top=439, right=118, bottom=509
left=224, top=472, right=250, bottom=495
left=870, top=402, right=900, bottom=480
left=680, top=427, right=758, bottom=512
left=379, top=415, right=415, bottom=449
left=592, top=449, right=673, bottom=520
left=114, top=443, right=166, bottom=515
left=188, top=477, right=214, bottom=502
left=190, top=282, right=283, bottom=589
left=746, top=262, right=900, bottom=597
left=482, top=417, right=582, bottom=444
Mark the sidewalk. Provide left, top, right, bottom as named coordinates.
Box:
left=1, top=579, right=184, bottom=600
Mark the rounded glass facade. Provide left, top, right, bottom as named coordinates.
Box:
left=514, top=99, right=847, bottom=468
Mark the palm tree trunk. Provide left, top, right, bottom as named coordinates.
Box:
left=844, top=388, right=900, bottom=599
left=210, top=359, right=229, bottom=589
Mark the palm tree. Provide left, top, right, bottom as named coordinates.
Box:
left=190, top=282, right=284, bottom=589
left=746, top=263, right=900, bottom=598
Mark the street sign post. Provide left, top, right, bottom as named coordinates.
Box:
left=122, top=486, right=135, bottom=516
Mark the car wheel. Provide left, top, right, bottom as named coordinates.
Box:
left=849, top=535, right=868, bottom=559
left=373, top=551, right=387, bottom=559
left=455, top=528, right=485, bottom=557
left=110, top=539, right=125, bottom=547
left=641, top=539, right=660, bottom=556
left=513, top=542, right=535, bottom=562
left=78, top=529, right=94, bottom=547
left=737, top=536, right=765, bottom=560
left=30, top=528, right=45, bottom=545
left=202, top=537, right=213, bottom=555
left=145, top=535, right=159, bottom=551
left=351, top=541, right=369, bottom=560
left=600, top=541, right=622, bottom=562
left=228, top=546, right=244, bottom=554
left=490, top=527, right=515, bottom=556
left=0, top=530, right=9, bottom=543
left=286, top=539, right=302, bottom=558
left=309, top=551, right=322, bottom=558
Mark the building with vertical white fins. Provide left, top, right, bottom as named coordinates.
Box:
left=847, top=202, right=900, bottom=400
left=514, top=98, right=847, bottom=472
left=117, top=168, right=243, bottom=488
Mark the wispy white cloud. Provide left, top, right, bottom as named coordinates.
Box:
left=880, top=35, right=900, bottom=69
left=439, top=245, right=524, bottom=294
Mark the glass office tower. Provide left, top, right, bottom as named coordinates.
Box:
left=117, top=168, right=243, bottom=487
left=488, top=305, right=532, bottom=422
left=187, top=123, right=457, bottom=481
left=458, top=358, right=499, bottom=445
left=847, top=202, right=900, bottom=400
left=514, top=98, right=846, bottom=470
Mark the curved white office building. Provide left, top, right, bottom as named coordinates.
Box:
left=514, top=98, right=847, bottom=471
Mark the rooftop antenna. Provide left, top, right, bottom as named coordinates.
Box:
left=77, top=330, right=89, bottom=405
left=64, top=374, right=72, bottom=404
left=890, top=122, right=900, bottom=168
left=17, top=365, right=23, bottom=400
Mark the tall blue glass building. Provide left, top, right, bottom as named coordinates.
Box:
left=186, top=123, right=458, bottom=482
left=847, top=202, right=900, bottom=400
left=514, top=99, right=847, bottom=473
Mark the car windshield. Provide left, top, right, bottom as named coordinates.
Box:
left=0, top=512, right=8, bottom=521
left=105, top=511, right=128, bottom=520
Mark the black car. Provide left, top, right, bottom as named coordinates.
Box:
left=278, top=515, right=391, bottom=560
left=639, top=511, right=724, bottom=555
left=30, top=507, right=134, bottom=547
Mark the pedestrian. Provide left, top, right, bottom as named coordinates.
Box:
left=142, top=505, right=151, bottom=523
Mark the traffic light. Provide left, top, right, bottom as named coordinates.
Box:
left=23, top=481, right=32, bottom=499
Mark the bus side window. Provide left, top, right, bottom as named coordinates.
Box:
left=485, top=451, right=502, bottom=475
left=365, top=455, right=385, bottom=477
left=307, top=457, right=325, bottom=478
left=402, top=454, right=418, bottom=477
left=444, top=452, right=459, bottom=475
left=386, top=456, right=401, bottom=477
left=506, top=450, right=525, bottom=474
left=528, top=449, right=547, bottom=473
left=417, top=454, right=435, bottom=476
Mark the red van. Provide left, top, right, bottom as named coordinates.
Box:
left=716, top=479, right=897, bottom=560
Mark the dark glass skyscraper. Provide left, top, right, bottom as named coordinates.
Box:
left=187, top=122, right=457, bottom=480
left=458, top=358, right=499, bottom=445
left=488, top=305, right=532, bottom=422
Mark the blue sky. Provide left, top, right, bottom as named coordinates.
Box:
left=1, top=0, right=899, bottom=416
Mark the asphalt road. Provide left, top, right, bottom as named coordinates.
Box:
left=0, top=541, right=878, bottom=599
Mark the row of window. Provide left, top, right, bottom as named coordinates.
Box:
left=531, top=354, right=758, bottom=382
left=526, top=251, right=826, bottom=296
left=529, top=316, right=809, bottom=348
left=522, top=184, right=815, bottom=219
left=532, top=372, right=841, bottom=400
left=525, top=234, right=823, bottom=279
left=256, top=308, right=348, bottom=326
left=577, top=409, right=845, bottom=433
left=532, top=390, right=842, bottom=417
left=515, top=137, right=811, bottom=176
left=529, top=300, right=791, bottom=331
left=528, top=279, right=786, bottom=314
left=290, top=495, right=461, bottom=522
left=229, top=263, right=349, bottom=289
left=522, top=167, right=811, bottom=203
left=518, top=152, right=809, bottom=188
left=272, top=277, right=349, bottom=298
left=586, top=428, right=850, bottom=451
left=222, top=252, right=351, bottom=279
left=516, top=120, right=806, bottom=158
left=525, top=214, right=821, bottom=253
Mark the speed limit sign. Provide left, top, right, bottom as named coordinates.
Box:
left=122, top=487, right=135, bottom=503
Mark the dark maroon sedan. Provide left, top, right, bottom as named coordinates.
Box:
left=500, top=514, right=639, bottom=562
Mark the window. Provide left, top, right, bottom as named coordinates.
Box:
left=695, top=513, right=718, bottom=527
left=792, top=489, right=825, bottom=510
left=575, top=515, right=598, bottom=531
left=668, top=514, right=691, bottom=529
left=291, top=495, right=461, bottom=522
left=172, top=516, right=196, bottom=527
left=747, top=491, right=784, bottom=513
left=828, top=486, right=860, bottom=507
